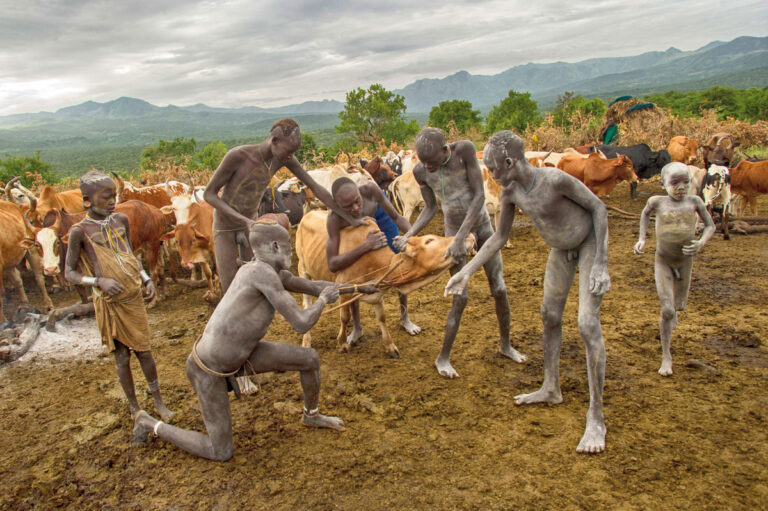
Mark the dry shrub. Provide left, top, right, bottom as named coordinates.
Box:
left=525, top=111, right=603, bottom=151
left=133, top=160, right=212, bottom=188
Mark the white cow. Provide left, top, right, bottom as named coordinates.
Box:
left=701, top=164, right=732, bottom=239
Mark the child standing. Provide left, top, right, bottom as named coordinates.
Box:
left=65, top=171, right=173, bottom=421
left=634, top=162, right=715, bottom=376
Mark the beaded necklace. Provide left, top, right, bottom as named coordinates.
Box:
left=83, top=213, right=132, bottom=276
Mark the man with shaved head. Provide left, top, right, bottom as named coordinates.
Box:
left=326, top=177, right=420, bottom=350
left=445, top=130, right=612, bottom=454
left=204, top=118, right=365, bottom=394
left=393, top=127, right=526, bottom=378
left=133, top=222, right=376, bottom=461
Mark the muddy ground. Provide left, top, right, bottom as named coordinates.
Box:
left=1, top=181, right=767, bottom=510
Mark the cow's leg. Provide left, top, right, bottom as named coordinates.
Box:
left=630, top=181, right=638, bottom=199
left=24, top=250, right=54, bottom=311
left=298, top=259, right=313, bottom=348
left=515, top=247, right=575, bottom=404
left=345, top=301, right=363, bottom=346
left=8, top=267, right=29, bottom=306
left=201, top=262, right=216, bottom=301
left=574, top=239, right=606, bottom=454
left=722, top=201, right=730, bottom=240
left=399, top=292, right=421, bottom=335
left=374, top=300, right=399, bottom=358
left=336, top=304, right=352, bottom=352
left=655, top=255, right=677, bottom=377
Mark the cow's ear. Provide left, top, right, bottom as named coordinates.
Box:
left=194, top=230, right=208, bottom=241
left=19, top=238, right=35, bottom=249
left=159, top=230, right=175, bottom=241
left=160, top=205, right=173, bottom=214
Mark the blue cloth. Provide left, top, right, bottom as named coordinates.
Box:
left=374, top=205, right=400, bottom=253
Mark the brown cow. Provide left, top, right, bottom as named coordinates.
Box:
left=160, top=201, right=216, bottom=300
left=296, top=210, right=474, bottom=357
left=558, top=153, right=637, bottom=197
left=730, top=159, right=768, bottom=216
left=0, top=200, right=54, bottom=324
left=702, top=133, right=739, bottom=168
left=667, top=136, right=699, bottom=165
left=112, top=172, right=189, bottom=209
left=363, top=157, right=397, bottom=191
left=13, top=182, right=84, bottom=227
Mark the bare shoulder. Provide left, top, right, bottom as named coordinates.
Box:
left=359, top=181, right=380, bottom=197
left=241, top=261, right=282, bottom=288
left=454, top=140, right=477, bottom=159
left=412, top=163, right=427, bottom=184
left=687, top=195, right=706, bottom=208
left=112, top=212, right=130, bottom=225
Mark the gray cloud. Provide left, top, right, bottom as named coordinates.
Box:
left=0, top=0, right=765, bottom=115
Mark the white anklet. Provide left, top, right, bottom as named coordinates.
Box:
left=153, top=420, right=164, bottom=437
left=303, top=407, right=319, bottom=416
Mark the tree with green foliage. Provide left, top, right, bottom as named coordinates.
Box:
left=646, top=86, right=768, bottom=121
left=140, top=137, right=197, bottom=170
left=0, top=151, right=57, bottom=186
left=336, top=84, right=419, bottom=147
left=552, top=93, right=606, bottom=128
left=294, top=132, right=318, bottom=165
left=317, top=138, right=359, bottom=164
left=191, top=140, right=228, bottom=172
left=485, top=90, right=541, bottom=134
left=428, top=100, right=482, bottom=133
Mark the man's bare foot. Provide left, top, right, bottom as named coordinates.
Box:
left=499, top=344, right=527, bottom=363
left=154, top=400, right=174, bottom=422
left=237, top=376, right=259, bottom=395
left=435, top=357, right=459, bottom=378
left=401, top=318, right=421, bottom=336
left=302, top=412, right=346, bottom=431
left=514, top=386, right=563, bottom=405
left=132, top=410, right=157, bottom=446
left=576, top=417, right=606, bottom=454
left=658, top=359, right=673, bottom=376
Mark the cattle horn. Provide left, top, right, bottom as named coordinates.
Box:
left=23, top=208, right=37, bottom=235
left=12, top=179, right=38, bottom=203
left=110, top=171, right=125, bottom=202
left=4, top=177, right=20, bottom=204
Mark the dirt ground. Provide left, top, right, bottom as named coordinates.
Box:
left=1, top=181, right=767, bottom=510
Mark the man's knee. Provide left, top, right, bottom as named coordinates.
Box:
left=135, top=350, right=153, bottom=363
left=660, top=305, right=676, bottom=322
left=212, top=443, right=233, bottom=462
left=577, top=312, right=601, bottom=341
left=541, top=303, right=562, bottom=329
left=304, top=348, right=320, bottom=371
left=114, top=345, right=131, bottom=366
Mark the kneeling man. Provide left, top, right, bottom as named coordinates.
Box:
left=446, top=131, right=611, bottom=454
left=133, top=222, right=374, bottom=461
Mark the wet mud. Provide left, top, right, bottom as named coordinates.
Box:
left=1, top=181, right=766, bottom=509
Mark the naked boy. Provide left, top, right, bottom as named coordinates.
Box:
left=65, top=171, right=173, bottom=422
left=204, top=118, right=364, bottom=393
left=394, top=127, right=525, bottom=378
left=133, top=222, right=375, bottom=461
left=327, top=177, right=421, bottom=348
left=634, top=162, right=715, bottom=376
left=445, top=131, right=611, bottom=454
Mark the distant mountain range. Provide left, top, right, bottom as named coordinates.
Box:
left=0, top=35, right=765, bottom=173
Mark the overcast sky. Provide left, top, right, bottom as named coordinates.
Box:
left=0, top=0, right=765, bottom=116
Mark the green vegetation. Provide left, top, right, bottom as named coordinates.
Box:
left=645, top=86, right=768, bottom=121
left=0, top=151, right=56, bottom=187
left=485, top=90, right=541, bottom=134
left=336, top=84, right=420, bottom=147
left=552, top=93, right=606, bottom=128
left=428, top=100, right=482, bottom=133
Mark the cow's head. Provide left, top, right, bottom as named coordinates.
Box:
left=272, top=182, right=306, bottom=226
left=614, top=155, right=638, bottom=183
left=387, top=233, right=476, bottom=294
left=162, top=223, right=210, bottom=268
left=160, top=195, right=194, bottom=225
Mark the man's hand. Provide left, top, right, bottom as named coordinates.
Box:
left=444, top=271, right=469, bottom=297
left=143, top=280, right=156, bottom=303
left=588, top=264, right=611, bottom=296
left=633, top=239, right=646, bottom=254
left=319, top=285, right=339, bottom=304
left=97, top=277, right=123, bottom=297
left=364, top=231, right=388, bottom=252
left=351, top=218, right=368, bottom=228
left=445, top=239, right=468, bottom=263
left=393, top=235, right=409, bottom=253
left=682, top=240, right=702, bottom=256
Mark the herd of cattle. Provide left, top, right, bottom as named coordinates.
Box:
left=0, top=132, right=766, bottom=331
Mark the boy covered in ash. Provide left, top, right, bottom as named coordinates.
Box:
left=634, top=162, right=715, bottom=376
left=133, top=222, right=376, bottom=461
left=65, top=171, right=173, bottom=422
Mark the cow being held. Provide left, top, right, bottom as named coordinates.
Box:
left=296, top=209, right=474, bottom=358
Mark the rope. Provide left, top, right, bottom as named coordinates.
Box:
left=191, top=336, right=240, bottom=377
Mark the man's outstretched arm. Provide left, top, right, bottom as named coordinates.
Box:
left=258, top=270, right=338, bottom=333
